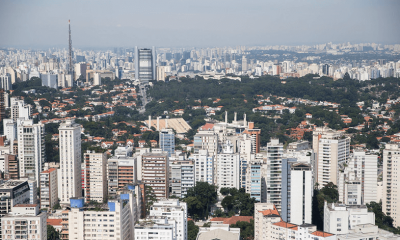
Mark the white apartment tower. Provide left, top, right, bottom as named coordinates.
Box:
left=338, top=150, right=377, bottom=205
left=313, top=127, right=350, bottom=187
left=266, top=138, right=284, bottom=212
left=149, top=199, right=188, bottom=240
left=59, top=120, right=82, bottom=204
left=216, top=141, right=240, bottom=191
left=383, top=143, right=400, bottom=227
left=190, top=150, right=214, bottom=185
left=17, top=119, right=45, bottom=183
left=83, top=151, right=107, bottom=203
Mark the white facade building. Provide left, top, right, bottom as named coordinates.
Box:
left=59, top=120, right=82, bottom=204
left=324, top=202, right=375, bottom=235
left=149, top=199, right=188, bottom=240
left=191, top=150, right=214, bottom=185
left=266, top=138, right=284, bottom=211
left=17, top=119, right=45, bottom=184
left=216, top=141, right=240, bottom=191
left=338, top=151, right=377, bottom=205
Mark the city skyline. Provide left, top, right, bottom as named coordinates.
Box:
left=0, top=0, right=399, bottom=49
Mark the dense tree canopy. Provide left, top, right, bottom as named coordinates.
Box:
left=183, top=182, right=218, bottom=220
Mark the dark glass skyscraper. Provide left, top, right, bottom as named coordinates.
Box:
left=135, top=46, right=156, bottom=83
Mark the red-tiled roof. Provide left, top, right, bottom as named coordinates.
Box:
left=210, top=216, right=253, bottom=225
left=47, top=219, right=62, bottom=226
left=311, top=231, right=334, bottom=237
left=273, top=221, right=296, bottom=228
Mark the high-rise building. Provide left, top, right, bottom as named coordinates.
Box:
left=193, top=130, right=218, bottom=157
left=142, top=152, right=169, bottom=200
left=4, top=154, right=19, bottom=180
left=40, top=168, right=58, bottom=209
left=17, top=119, right=45, bottom=183
left=149, top=199, right=188, bottom=240
left=245, top=160, right=262, bottom=202
left=338, top=151, right=377, bottom=205
left=266, top=138, right=284, bottom=212
left=0, top=73, right=12, bottom=91
left=40, top=73, right=58, bottom=89
left=216, top=141, right=241, bottom=191
left=281, top=161, right=313, bottom=225
left=59, top=119, right=82, bottom=204
left=68, top=194, right=138, bottom=240
left=10, top=98, right=31, bottom=121
left=3, top=119, right=17, bottom=148
left=169, top=160, right=195, bottom=198
left=313, top=127, right=350, bottom=187
left=83, top=151, right=107, bottom=203
left=135, top=46, right=156, bottom=83
left=160, top=128, right=175, bottom=157
left=107, top=150, right=137, bottom=197
left=190, top=150, right=214, bottom=185
left=382, top=143, right=400, bottom=227
left=242, top=56, right=248, bottom=72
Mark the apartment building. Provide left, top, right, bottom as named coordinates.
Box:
left=83, top=151, right=107, bottom=203
left=382, top=144, right=400, bottom=227
left=216, top=141, right=241, bottom=191
left=59, top=119, right=82, bottom=204
left=1, top=204, right=46, bottom=240
left=190, top=150, right=214, bottom=185
left=266, top=138, right=284, bottom=211
left=170, top=160, right=194, bottom=198
left=142, top=152, right=169, bottom=200
left=338, top=150, right=377, bottom=205
left=40, top=168, right=58, bottom=209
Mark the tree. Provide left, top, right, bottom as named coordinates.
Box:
left=188, top=220, right=199, bottom=240
left=145, top=186, right=157, bottom=215
left=183, top=182, right=218, bottom=220
left=230, top=220, right=254, bottom=240
left=47, top=225, right=59, bottom=240
left=220, top=187, right=256, bottom=216
left=312, top=182, right=339, bottom=230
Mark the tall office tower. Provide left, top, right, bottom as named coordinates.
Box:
left=10, top=98, right=31, bottom=121
left=242, top=55, right=248, bottom=71
left=160, top=128, right=175, bottom=157
left=142, top=152, right=169, bottom=200
left=313, top=127, right=350, bottom=187
left=149, top=199, right=188, bottom=240
left=1, top=204, right=47, bottom=240
left=17, top=119, right=45, bottom=183
left=83, top=151, right=107, bottom=203
left=266, top=138, right=283, bottom=212
left=59, top=119, right=82, bottom=204
left=0, top=73, right=12, bottom=91
left=281, top=160, right=313, bottom=225
left=338, top=151, right=377, bottom=205
left=190, top=150, right=214, bottom=185
left=68, top=195, right=138, bottom=240
left=40, top=168, right=58, bottom=209
left=383, top=144, right=400, bottom=227
left=170, top=159, right=195, bottom=198
left=68, top=20, right=74, bottom=76
left=216, top=141, right=240, bottom=191
left=193, top=129, right=218, bottom=156
left=135, top=46, right=156, bottom=83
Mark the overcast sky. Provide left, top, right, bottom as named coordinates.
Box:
left=0, top=0, right=399, bottom=49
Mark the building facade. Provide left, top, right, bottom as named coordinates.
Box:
left=142, top=152, right=169, bottom=200
left=83, top=151, right=107, bottom=203
left=40, top=168, right=58, bottom=209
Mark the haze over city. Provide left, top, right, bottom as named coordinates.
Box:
left=1, top=0, right=399, bottom=48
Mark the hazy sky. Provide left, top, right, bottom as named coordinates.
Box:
left=0, top=0, right=399, bottom=49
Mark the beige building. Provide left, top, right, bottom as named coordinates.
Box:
left=83, top=151, right=107, bottom=203
left=1, top=204, right=47, bottom=240
left=142, top=152, right=169, bottom=200
left=382, top=144, right=400, bottom=227
left=313, top=127, right=350, bottom=187
left=40, top=168, right=58, bottom=209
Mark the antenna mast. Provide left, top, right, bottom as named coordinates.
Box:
left=68, top=20, right=73, bottom=75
